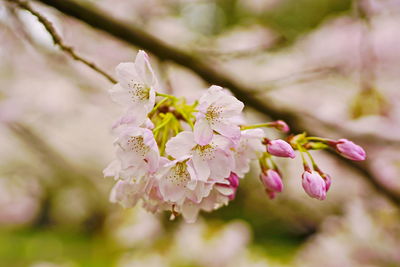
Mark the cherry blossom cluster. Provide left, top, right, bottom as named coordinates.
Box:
left=104, top=51, right=366, bottom=222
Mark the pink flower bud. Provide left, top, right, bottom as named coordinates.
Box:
left=261, top=169, right=283, bottom=193
left=322, top=173, right=332, bottom=192
left=335, top=139, right=366, bottom=161
left=302, top=171, right=327, bottom=200
left=227, top=172, right=239, bottom=188
left=270, top=120, right=290, bottom=133
left=228, top=188, right=238, bottom=200
left=217, top=172, right=240, bottom=200
left=267, top=139, right=296, bottom=159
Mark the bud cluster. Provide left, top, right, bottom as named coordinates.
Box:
left=288, top=133, right=366, bottom=200
left=104, top=51, right=367, bottom=222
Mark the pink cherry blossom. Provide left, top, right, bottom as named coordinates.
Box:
left=166, top=131, right=235, bottom=182
left=267, top=139, right=296, bottom=158
left=261, top=169, right=283, bottom=198
left=335, top=139, right=366, bottom=161
left=157, top=157, right=214, bottom=205
left=194, top=85, right=244, bottom=145
left=302, top=170, right=327, bottom=200
left=109, top=179, right=147, bottom=208
left=114, top=126, right=160, bottom=178
left=176, top=173, right=242, bottom=223
left=181, top=186, right=233, bottom=223
left=109, top=50, right=157, bottom=125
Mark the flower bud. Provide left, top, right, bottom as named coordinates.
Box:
left=335, top=139, right=366, bottom=161
left=227, top=172, right=240, bottom=188
left=270, top=120, right=290, bottom=133
left=267, top=139, right=296, bottom=159
left=216, top=172, right=240, bottom=200
left=322, top=173, right=332, bottom=192
left=261, top=169, right=283, bottom=193
left=302, top=171, right=327, bottom=200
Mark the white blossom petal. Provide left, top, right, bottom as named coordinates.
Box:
left=181, top=200, right=201, bottom=223
left=134, top=50, right=157, bottom=87
left=110, top=180, right=144, bottom=208
left=166, top=131, right=196, bottom=159
left=192, top=153, right=211, bottom=182
left=103, top=160, right=121, bottom=180
left=194, top=118, right=213, bottom=146
left=212, top=121, right=241, bottom=142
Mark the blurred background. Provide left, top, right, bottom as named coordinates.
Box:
left=1, top=0, right=400, bottom=266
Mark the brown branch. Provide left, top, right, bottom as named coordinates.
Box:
left=6, top=0, right=116, bottom=84
left=12, top=0, right=400, bottom=206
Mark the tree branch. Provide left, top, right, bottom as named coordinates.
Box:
left=6, top=0, right=116, bottom=84
left=13, top=0, right=400, bottom=205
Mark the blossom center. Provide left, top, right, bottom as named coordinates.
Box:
left=166, top=162, right=190, bottom=186
left=205, top=105, right=223, bottom=125
left=195, top=144, right=216, bottom=160
left=127, top=80, right=150, bottom=102
left=127, top=136, right=150, bottom=156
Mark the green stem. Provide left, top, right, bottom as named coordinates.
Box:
left=296, top=144, right=308, bottom=166
left=306, top=137, right=329, bottom=143
left=159, top=124, right=169, bottom=156
left=269, top=157, right=278, bottom=170
left=259, top=156, right=268, bottom=172
left=156, top=92, right=175, bottom=99
left=304, top=149, right=318, bottom=169
left=241, top=123, right=271, bottom=130
left=152, top=113, right=172, bottom=133
left=151, top=97, right=169, bottom=113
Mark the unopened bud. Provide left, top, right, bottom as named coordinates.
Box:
left=334, top=139, right=366, bottom=161
left=267, top=139, right=296, bottom=159
left=301, top=170, right=327, bottom=200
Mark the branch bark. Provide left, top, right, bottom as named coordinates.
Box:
left=16, top=0, right=400, bottom=205
left=6, top=0, right=116, bottom=83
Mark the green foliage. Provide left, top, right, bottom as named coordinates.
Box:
left=260, top=0, right=352, bottom=43
left=0, top=228, right=116, bottom=267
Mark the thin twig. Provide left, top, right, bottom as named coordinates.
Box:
left=14, top=0, right=400, bottom=205
left=6, top=0, right=117, bottom=84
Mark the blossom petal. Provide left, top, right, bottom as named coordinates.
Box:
left=198, top=85, right=224, bottom=107
left=209, top=150, right=234, bottom=180
left=110, top=180, right=144, bottom=208
left=212, top=121, right=241, bottom=142
left=181, top=200, right=200, bottom=223
left=166, top=131, right=196, bottom=159
left=146, top=150, right=160, bottom=173
left=219, top=95, right=244, bottom=116
left=115, top=62, right=141, bottom=88
left=194, top=118, right=213, bottom=146
left=134, top=50, right=156, bottom=87
left=103, top=160, right=121, bottom=180
left=212, top=134, right=234, bottom=152
left=158, top=178, right=186, bottom=204
left=109, top=83, right=130, bottom=106
left=192, top=154, right=211, bottom=182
